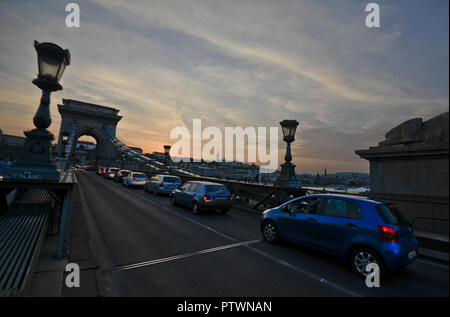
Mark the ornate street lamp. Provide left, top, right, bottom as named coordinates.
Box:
left=274, top=119, right=300, bottom=188
left=4, top=41, right=70, bottom=181
left=60, top=131, right=70, bottom=158
left=121, top=153, right=126, bottom=169
left=164, top=145, right=171, bottom=163
left=61, top=132, right=70, bottom=145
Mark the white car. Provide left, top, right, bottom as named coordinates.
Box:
left=122, top=172, right=148, bottom=188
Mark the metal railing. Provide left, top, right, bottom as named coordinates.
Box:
left=411, top=216, right=449, bottom=227
left=64, top=120, right=77, bottom=159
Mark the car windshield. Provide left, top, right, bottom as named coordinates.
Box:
left=375, top=204, right=409, bottom=226
left=164, top=177, right=180, bottom=183
left=206, top=185, right=228, bottom=194
left=121, top=171, right=130, bottom=176
left=133, top=173, right=146, bottom=178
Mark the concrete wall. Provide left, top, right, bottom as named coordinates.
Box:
left=356, top=112, right=449, bottom=235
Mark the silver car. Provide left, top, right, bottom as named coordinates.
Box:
left=122, top=172, right=148, bottom=188
left=144, top=175, right=181, bottom=195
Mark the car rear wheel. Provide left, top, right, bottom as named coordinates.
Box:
left=170, top=195, right=177, bottom=206
left=153, top=188, right=159, bottom=196
left=262, top=221, right=279, bottom=243
left=192, top=202, right=200, bottom=215
left=350, top=247, right=385, bottom=279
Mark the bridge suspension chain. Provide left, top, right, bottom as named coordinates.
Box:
left=103, top=125, right=200, bottom=177
left=64, top=120, right=77, bottom=159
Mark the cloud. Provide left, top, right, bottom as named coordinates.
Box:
left=0, top=0, right=448, bottom=173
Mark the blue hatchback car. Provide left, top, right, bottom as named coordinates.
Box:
left=260, top=194, right=418, bottom=277
left=170, top=181, right=233, bottom=214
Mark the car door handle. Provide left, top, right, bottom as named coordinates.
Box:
left=346, top=223, right=358, bottom=228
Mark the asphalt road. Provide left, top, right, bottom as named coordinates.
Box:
left=75, top=170, right=449, bottom=297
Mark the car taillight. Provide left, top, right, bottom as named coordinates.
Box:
left=130, top=177, right=136, bottom=181
left=378, top=225, right=399, bottom=243
left=203, top=194, right=210, bottom=201
left=229, top=195, right=233, bottom=200
left=160, top=182, right=164, bottom=187
left=145, top=178, right=149, bottom=182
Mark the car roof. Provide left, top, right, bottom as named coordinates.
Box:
left=188, top=181, right=224, bottom=186
left=304, top=193, right=382, bottom=204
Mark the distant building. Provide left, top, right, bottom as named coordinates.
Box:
left=152, top=151, right=166, bottom=160
left=76, top=141, right=96, bottom=150
left=0, top=130, right=26, bottom=146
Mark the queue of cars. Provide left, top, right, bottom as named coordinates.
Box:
left=94, top=166, right=418, bottom=278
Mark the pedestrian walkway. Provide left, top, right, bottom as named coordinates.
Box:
left=27, top=184, right=104, bottom=296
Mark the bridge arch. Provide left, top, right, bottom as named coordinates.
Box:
left=56, top=99, right=122, bottom=167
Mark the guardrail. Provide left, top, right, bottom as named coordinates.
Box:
left=412, top=216, right=449, bottom=227
left=136, top=169, right=307, bottom=211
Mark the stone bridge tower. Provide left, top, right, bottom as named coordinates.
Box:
left=56, top=99, right=122, bottom=167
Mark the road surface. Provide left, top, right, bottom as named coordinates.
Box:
left=75, top=170, right=449, bottom=297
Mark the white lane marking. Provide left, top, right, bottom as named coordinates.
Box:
left=416, top=259, right=449, bottom=270
left=108, top=240, right=261, bottom=272
left=122, top=186, right=364, bottom=297
left=123, top=187, right=240, bottom=243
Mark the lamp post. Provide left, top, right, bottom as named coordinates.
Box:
left=4, top=41, right=70, bottom=181
left=121, top=153, right=126, bottom=169
left=61, top=131, right=70, bottom=157
left=164, top=145, right=171, bottom=163
left=274, top=119, right=300, bottom=188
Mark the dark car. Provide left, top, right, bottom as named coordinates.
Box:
left=113, top=169, right=132, bottom=183
left=96, top=167, right=106, bottom=175
left=170, top=181, right=233, bottom=214
left=260, top=194, right=418, bottom=278
left=104, top=167, right=120, bottom=179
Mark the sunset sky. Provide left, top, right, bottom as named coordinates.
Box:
left=0, top=0, right=448, bottom=174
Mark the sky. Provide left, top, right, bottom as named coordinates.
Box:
left=0, top=0, right=448, bottom=174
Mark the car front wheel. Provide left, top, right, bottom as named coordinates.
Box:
left=262, top=221, right=279, bottom=243
left=170, top=195, right=177, bottom=206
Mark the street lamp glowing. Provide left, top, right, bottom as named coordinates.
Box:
left=33, top=41, right=70, bottom=91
